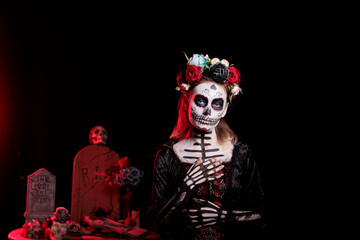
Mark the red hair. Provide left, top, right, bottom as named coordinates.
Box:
left=169, top=92, right=192, bottom=141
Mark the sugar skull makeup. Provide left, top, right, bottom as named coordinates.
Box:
left=89, top=126, right=108, bottom=145
left=188, top=82, right=228, bottom=132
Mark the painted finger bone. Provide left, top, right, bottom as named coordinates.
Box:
left=182, top=198, right=227, bottom=228
left=184, top=158, right=224, bottom=189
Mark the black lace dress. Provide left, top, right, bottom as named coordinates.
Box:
left=148, top=141, right=266, bottom=240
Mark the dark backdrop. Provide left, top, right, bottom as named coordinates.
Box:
left=0, top=2, right=333, bottom=239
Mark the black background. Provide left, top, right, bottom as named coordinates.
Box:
left=0, top=1, right=340, bottom=239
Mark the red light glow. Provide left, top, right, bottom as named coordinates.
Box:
left=0, top=34, right=12, bottom=156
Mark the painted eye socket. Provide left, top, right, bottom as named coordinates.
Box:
left=194, top=95, right=208, bottom=108
left=211, top=98, right=224, bottom=111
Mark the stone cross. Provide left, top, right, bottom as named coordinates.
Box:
left=24, top=168, right=56, bottom=223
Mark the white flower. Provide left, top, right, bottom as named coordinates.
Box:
left=231, top=84, right=241, bottom=96
left=182, top=83, right=190, bottom=91
left=211, top=58, right=220, bottom=65
left=221, top=59, right=229, bottom=67
left=204, top=54, right=210, bottom=61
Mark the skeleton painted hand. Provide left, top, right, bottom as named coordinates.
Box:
left=183, top=198, right=260, bottom=228
left=156, top=158, right=224, bottom=223
left=184, top=158, right=224, bottom=190
left=182, top=198, right=228, bottom=228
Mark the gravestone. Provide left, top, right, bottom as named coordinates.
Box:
left=24, top=168, right=56, bottom=223
left=71, top=144, right=121, bottom=222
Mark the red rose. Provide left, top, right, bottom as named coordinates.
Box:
left=227, top=66, right=241, bottom=85
left=176, top=71, right=183, bottom=86
left=185, top=65, right=202, bottom=83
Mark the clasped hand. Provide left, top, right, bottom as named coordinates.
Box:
left=182, top=198, right=227, bottom=228
left=182, top=198, right=256, bottom=228
left=184, top=158, right=224, bottom=190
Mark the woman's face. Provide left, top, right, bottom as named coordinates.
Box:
left=188, top=81, right=228, bottom=132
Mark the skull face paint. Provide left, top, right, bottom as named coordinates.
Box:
left=89, top=126, right=108, bottom=145
left=188, top=82, right=228, bottom=132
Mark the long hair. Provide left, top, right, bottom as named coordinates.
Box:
left=169, top=92, right=192, bottom=141
left=170, top=78, right=238, bottom=144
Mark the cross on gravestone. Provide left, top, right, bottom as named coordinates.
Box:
left=32, top=175, right=50, bottom=195
left=24, top=168, right=56, bottom=223
left=71, top=144, right=121, bottom=222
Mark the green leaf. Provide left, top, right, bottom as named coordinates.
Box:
left=183, top=51, right=189, bottom=62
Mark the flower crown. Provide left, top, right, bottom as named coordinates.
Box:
left=175, top=52, right=243, bottom=101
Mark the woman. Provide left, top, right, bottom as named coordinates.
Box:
left=147, top=53, right=266, bottom=240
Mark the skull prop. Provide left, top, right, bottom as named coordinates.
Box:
left=89, top=126, right=108, bottom=145
left=189, top=82, right=228, bottom=132
left=50, top=222, right=68, bottom=240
